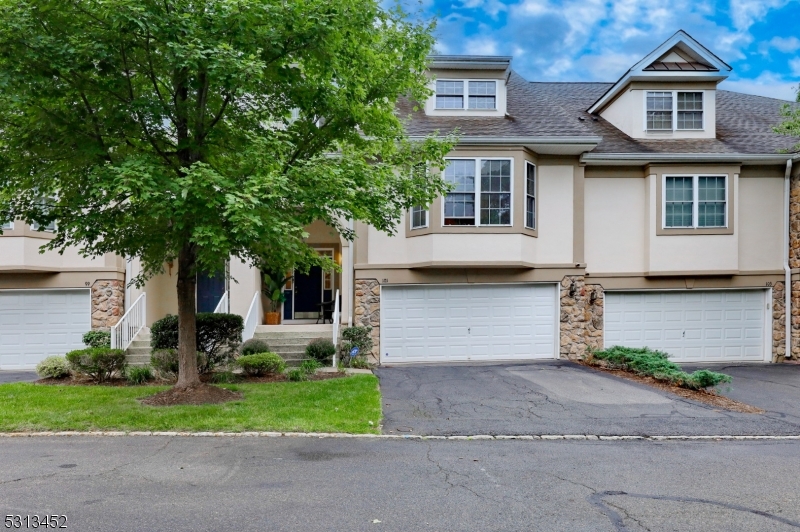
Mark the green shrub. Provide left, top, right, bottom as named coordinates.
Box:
left=82, top=330, right=111, bottom=348
left=589, top=346, right=732, bottom=390
left=299, top=359, right=322, bottom=375
left=339, top=326, right=373, bottom=366
left=150, top=349, right=205, bottom=377
left=240, top=338, right=270, bottom=357
left=305, top=338, right=336, bottom=362
left=36, top=356, right=71, bottom=379
left=65, top=348, right=127, bottom=383
left=236, top=352, right=286, bottom=376
left=125, top=365, right=153, bottom=385
left=150, top=313, right=243, bottom=372
left=287, top=368, right=308, bottom=382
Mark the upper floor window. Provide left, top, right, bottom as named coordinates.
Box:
left=525, top=162, right=536, bottom=229
left=647, top=91, right=704, bottom=131
left=664, top=175, right=726, bottom=229
left=435, top=80, right=497, bottom=110
left=443, top=158, right=511, bottom=226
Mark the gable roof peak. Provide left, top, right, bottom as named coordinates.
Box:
left=587, top=30, right=731, bottom=114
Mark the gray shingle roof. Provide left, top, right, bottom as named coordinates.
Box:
left=400, top=71, right=800, bottom=155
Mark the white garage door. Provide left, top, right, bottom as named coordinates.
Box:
left=381, top=284, right=557, bottom=364
left=604, top=290, right=768, bottom=363
left=0, top=289, right=91, bottom=370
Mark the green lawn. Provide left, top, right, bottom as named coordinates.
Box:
left=0, top=375, right=381, bottom=434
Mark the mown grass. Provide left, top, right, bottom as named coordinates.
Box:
left=587, top=346, right=732, bottom=390
left=0, top=375, right=381, bottom=433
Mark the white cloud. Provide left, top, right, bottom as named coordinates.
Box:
left=720, top=72, right=799, bottom=101
left=464, top=36, right=499, bottom=55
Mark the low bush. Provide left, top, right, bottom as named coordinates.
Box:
left=65, top=348, right=127, bottom=383
left=82, top=330, right=111, bottom=348
left=240, top=338, right=270, bottom=357
left=305, top=338, right=336, bottom=362
left=339, top=326, right=373, bottom=356
left=589, top=346, right=731, bottom=390
left=287, top=368, right=308, bottom=382
left=299, top=359, right=322, bottom=375
left=125, top=365, right=154, bottom=385
left=150, top=313, right=244, bottom=372
left=150, top=349, right=205, bottom=377
left=36, top=356, right=71, bottom=379
left=236, top=352, right=286, bottom=376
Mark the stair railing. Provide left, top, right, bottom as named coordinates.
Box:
left=111, top=292, right=146, bottom=350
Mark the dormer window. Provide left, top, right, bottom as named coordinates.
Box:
left=646, top=91, right=704, bottom=131
left=435, top=80, right=497, bottom=110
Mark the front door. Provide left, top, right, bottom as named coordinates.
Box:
left=293, top=266, right=323, bottom=319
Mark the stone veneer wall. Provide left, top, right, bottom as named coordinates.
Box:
left=354, top=279, right=381, bottom=362
left=559, top=276, right=604, bottom=360
left=91, top=280, right=124, bottom=330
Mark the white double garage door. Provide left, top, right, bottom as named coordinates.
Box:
left=0, top=289, right=91, bottom=370
left=380, top=284, right=770, bottom=364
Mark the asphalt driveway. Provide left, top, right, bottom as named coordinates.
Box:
left=375, top=360, right=800, bottom=436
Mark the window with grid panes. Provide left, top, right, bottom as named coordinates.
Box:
left=647, top=92, right=673, bottom=130
left=468, top=81, right=496, bottom=109
left=436, top=81, right=464, bottom=109
left=525, top=162, right=536, bottom=229
left=677, top=92, right=703, bottom=130
left=443, top=160, right=476, bottom=225
left=480, top=160, right=511, bottom=225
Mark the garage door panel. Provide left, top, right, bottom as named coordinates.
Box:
left=382, top=284, right=556, bottom=363
left=605, top=290, right=767, bottom=363
left=0, top=289, right=90, bottom=369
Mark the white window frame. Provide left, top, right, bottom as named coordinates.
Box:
left=644, top=90, right=704, bottom=132
left=441, top=157, right=514, bottom=227
left=410, top=205, right=429, bottom=230
left=435, top=80, right=498, bottom=111
left=524, top=161, right=536, bottom=230
left=662, top=174, right=728, bottom=229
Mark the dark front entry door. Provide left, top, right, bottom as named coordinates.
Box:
left=293, top=265, right=323, bottom=318
left=197, top=268, right=226, bottom=313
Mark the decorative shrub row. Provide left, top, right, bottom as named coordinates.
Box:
left=588, top=346, right=732, bottom=390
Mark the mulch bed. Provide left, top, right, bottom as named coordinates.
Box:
left=579, top=361, right=764, bottom=414
left=140, top=383, right=243, bottom=406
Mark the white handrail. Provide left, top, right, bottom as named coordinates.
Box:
left=331, top=289, right=340, bottom=367
left=212, top=291, right=229, bottom=313
left=242, top=292, right=261, bottom=342
left=111, top=292, right=146, bottom=351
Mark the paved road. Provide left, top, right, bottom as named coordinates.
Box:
left=1, top=436, right=799, bottom=531
left=376, top=361, right=800, bottom=436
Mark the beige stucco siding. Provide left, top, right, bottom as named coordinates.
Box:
left=738, top=176, right=784, bottom=272
left=584, top=177, right=647, bottom=274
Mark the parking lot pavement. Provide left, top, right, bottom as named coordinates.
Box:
left=376, top=360, right=800, bottom=436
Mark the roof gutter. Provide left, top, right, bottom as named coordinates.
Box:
left=581, top=153, right=796, bottom=165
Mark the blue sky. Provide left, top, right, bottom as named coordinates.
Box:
left=401, top=0, right=800, bottom=101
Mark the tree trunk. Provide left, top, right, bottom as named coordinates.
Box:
left=176, top=243, right=200, bottom=388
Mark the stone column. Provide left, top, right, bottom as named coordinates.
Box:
left=354, top=279, right=381, bottom=362
left=559, top=275, right=604, bottom=360
left=91, top=280, right=125, bottom=330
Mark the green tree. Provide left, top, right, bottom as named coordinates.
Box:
left=0, top=0, right=454, bottom=389
left=774, top=84, right=800, bottom=152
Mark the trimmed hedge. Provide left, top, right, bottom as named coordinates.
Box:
left=236, top=352, right=286, bottom=376
left=65, top=348, right=127, bottom=383
left=150, top=313, right=243, bottom=372
left=588, top=346, right=732, bottom=390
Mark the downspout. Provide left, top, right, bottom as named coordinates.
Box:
left=347, top=218, right=354, bottom=328
left=785, top=158, right=793, bottom=359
